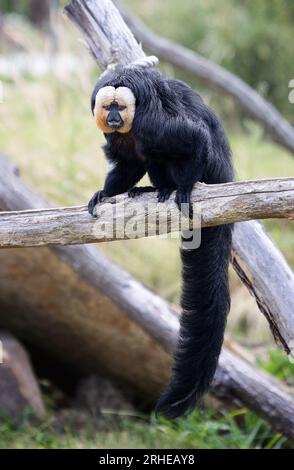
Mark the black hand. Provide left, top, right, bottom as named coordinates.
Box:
left=88, top=190, right=107, bottom=216
left=175, top=187, right=193, bottom=219
left=157, top=188, right=174, bottom=203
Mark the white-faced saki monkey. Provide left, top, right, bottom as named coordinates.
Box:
left=88, top=60, right=234, bottom=419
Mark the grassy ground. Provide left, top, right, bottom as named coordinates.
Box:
left=0, top=411, right=287, bottom=450
left=0, top=348, right=293, bottom=449
left=0, top=14, right=294, bottom=449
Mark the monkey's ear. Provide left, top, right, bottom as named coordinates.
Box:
left=91, top=87, right=97, bottom=115
left=90, top=82, right=103, bottom=115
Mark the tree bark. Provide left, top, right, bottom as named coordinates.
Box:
left=0, top=332, right=45, bottom=419
left=0, top=178, right=293, bottom=249
left=64, top=0, right=144, bottom=69
left=214, top=349, right=294, bottom=439
left=232, top=222, right=294, bottom=353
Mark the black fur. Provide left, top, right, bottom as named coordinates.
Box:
left=89, top=67, right=233, bottom=418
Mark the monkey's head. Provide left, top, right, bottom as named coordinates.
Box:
left=93, top=85, right=136, bottom=134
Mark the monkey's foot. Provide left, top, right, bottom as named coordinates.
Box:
left=128, top=186, right=155, bottom=198
left=88, top=190, right=107, bottom=216
left=157, top=188, right=174, bottom=203
left=175, top=188, right=193, bottom=219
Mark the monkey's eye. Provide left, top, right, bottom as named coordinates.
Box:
left=102, top=105, right=111, bottom=111
left=118, top=105, right=126, bottom=111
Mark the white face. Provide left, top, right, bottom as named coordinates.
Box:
left=93, top=86, right=136, bottom=133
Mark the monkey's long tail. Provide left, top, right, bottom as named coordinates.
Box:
left=156, top=224, right=232, bottom=419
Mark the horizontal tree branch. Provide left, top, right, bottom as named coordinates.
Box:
left=0, top=178, right=293, bottom=248
left=115, top=1, right=294, bottom=156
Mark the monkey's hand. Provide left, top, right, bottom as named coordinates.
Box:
left=128, top=186, right=155, bottom=198
left=88, top=190, right=107, bottom=216
left=157, top=188, right=174, bottom=203
left=175, top=187, right=193, bottom=219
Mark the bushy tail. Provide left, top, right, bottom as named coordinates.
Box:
left=156, top=225, right=232, bottom=419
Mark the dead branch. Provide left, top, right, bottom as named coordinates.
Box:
left=231, top=222, right=294, bottom=353
left=0, top=178, right=293, bottom=249
left=64, top=0, right=144, bottom=69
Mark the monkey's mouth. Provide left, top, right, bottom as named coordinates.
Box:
left=108, top=123, right=123, bottom=130
left=107, top=119, right=123, bottom=130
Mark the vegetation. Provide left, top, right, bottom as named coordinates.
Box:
left=0, top=411, right=287, bottom=450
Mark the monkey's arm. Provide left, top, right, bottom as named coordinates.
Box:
left=169, top=122, right=210, bottom=215
left=129, top=161, right=177, bottom=201
left=169, top=157, right=203, bottom=218
left=88, top=161, right=146, bottom=215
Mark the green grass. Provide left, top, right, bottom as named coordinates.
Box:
left=259, top=348, right=294, bottom=383
left=0, top=408, right=288, bottom=449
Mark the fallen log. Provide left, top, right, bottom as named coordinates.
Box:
left=232, top=222, right=294, bottom=353
left=0, top=332, right=45, bottom=419
left=0, top=178, right=293, bottom=249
